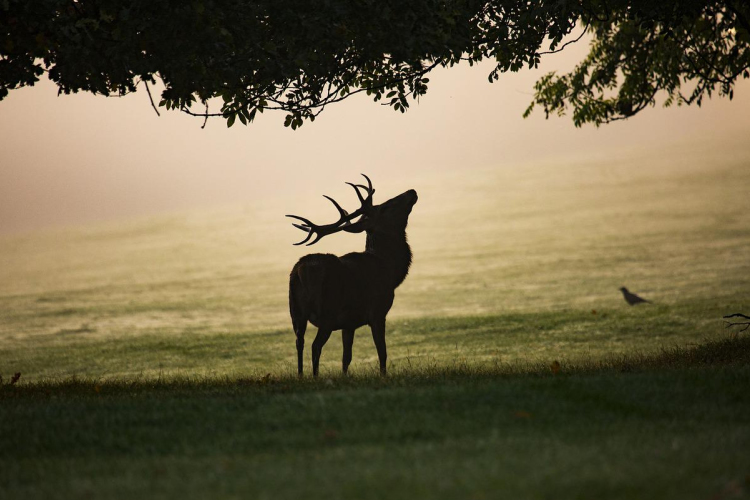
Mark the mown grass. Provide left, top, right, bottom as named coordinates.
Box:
left=1, top=149, right=749, bottom=498
left=2, top=336, right=750, bottom=500
left=0, top=298, right=740, bottom=381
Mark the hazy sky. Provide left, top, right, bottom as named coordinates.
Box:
left=1, top=40, right=749, bottom=234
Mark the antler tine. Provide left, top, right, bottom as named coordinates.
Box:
left=346, top=173, right=375, bottom=204
left=295, top=232, right=315, bottom=246
left=323, top=195, right=350, bottom=223
left=346, top=182, right=366, bottom=204
left=286, top=215, right=315, bottom=245
left=306, top=232, right=325, bottom=246
left=360, top=173, right=373, bottom=195
left=293, top=229, right=315, bottom=246
left=286, top=214, right=313, bottom=227
left=286, top=175, right=376, bottom=246
left=345, top=173, right=375, bottom=205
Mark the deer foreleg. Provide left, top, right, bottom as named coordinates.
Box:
left=370, top=320, right=387, bottom=376
left=312, top=328, right=332, bottom=377
left=342, top=329, right=355, bottom=374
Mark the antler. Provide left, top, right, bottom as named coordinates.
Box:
left=286, top=174, right=375, bottom=246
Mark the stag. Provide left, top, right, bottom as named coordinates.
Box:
left=287, top=175, right=418, bottom=377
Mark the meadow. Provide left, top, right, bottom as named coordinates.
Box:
left=1, top=144, right=749, bottom=499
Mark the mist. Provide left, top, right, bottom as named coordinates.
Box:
left=1, top=41, right=748, bottom=234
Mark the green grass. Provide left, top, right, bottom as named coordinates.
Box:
left=1, top=148, right=749, bottom=498
left=2, top=337, right=750, bottom=500
left=0, top=300, right=742, bottom=380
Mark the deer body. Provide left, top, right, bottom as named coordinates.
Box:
left=287, top=179, right=417, bottom=377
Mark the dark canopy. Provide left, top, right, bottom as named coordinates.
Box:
left=2, top=1, right=748, bottom=127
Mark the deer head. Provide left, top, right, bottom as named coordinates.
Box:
left=286, top=174, right=417, bottom=246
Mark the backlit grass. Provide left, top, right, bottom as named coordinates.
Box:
left=1, top=146, right=749, bottom=498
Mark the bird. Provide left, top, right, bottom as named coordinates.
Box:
left=620, top=287, right=650, bottom=305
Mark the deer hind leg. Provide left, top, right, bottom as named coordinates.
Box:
left=342, top=329, right=355, bottom=375
left=370, top=319, right=387, bottom=376
left=311, top=328, right=333, bottom=378
left=295, top=322, right=306, bottom=377
left=289, top=291, right=307, bottom=377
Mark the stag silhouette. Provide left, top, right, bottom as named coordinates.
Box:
left=287, top=175, right=418, bottom=377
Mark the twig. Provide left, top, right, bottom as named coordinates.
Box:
left=180, top=107, right=224, bottom=118
left=723, top=313, right=750, bottom=333
left=201, top=101, right=209, bottom=129
left=538, top=20, right=589, bottom=56
left=724, top=313, right=750, bottom=320
left=144, top=81, right=161, bottom=117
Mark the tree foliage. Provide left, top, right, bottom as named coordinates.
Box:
left=2, top=1, right=748, bottom=128
left=525, top=1, right=750, bottom=126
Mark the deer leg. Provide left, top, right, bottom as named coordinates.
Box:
left=289, top=282, right=307, bottom=377
left=370, top=320, right=387, bottom=376
left=342, top=329, right=355, bottom=375
left=312, top=328, right=333, bottom=378
left=295, top=321, right=306, bottom=377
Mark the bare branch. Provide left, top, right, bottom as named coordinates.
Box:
left=724, top=313, right=750, bottom=320
left=144, top=81, right=160, bottom=117
left=723, top=313, right=750, bottom=333
left=180, top=107, right=224, bottom=118
left=538, top=21, right=589, bottom=56
left=201, top=101, right=209, bottom=129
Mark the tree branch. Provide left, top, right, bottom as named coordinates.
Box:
left=144, top=81, right=160, bottom=117
left=538, top=21, right=589, bottom=56
left=723, top=313, right=750, bottom=333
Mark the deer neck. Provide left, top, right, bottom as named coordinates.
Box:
left=365, top=230, right=412, bottom=288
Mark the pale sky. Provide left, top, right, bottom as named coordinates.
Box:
left=1, top=40, right=749, bottom=234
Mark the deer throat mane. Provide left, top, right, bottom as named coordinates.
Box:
left=365, top=231, right=412, bottom=288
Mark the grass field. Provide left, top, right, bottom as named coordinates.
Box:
left=2, top=338, right=750, bottom=500
left=1, top=144, right=750, bottom=498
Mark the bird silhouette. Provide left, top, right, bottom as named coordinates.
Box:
left=620, top=287, right=650, bottom=305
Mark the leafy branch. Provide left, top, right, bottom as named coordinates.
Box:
left=2, top=1, right=748, bottom=128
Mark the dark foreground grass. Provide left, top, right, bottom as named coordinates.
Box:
left=2, top=336, right=750, bottom=500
